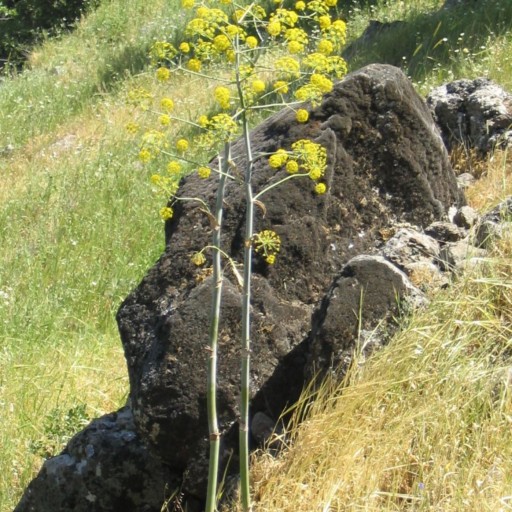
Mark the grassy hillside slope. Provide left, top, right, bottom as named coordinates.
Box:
left=1, top=0, right=511, bottom=510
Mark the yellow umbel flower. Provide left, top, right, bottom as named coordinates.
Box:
left=315, top=182, right=327, bottom=194
left=213, top=34, right=231, bottom=52
left=295, top=1, right=306, bottom=10
left=268, top=148, right=289, bottom=168
left=159, top=206, right=174, bottom=221
left=179, top=42, right=190, bottom=53
left=198, top=166, right=211, bottom=179
left=187, top=58, right=202, bottom=72
left=273, top=81, right=289, bottom=94
left=191, top=252, right=207, bottom=266
left=318, top=15, right=331, bottom=30
left=317, top=39, right=334, bottom=55
left=198, top=115, right=209, bottom=128
left=159, top=114, right=171, bottom=126
left=286, top=160, right=299, bottom=174
left=296, top=109, right=309, bottom=123
left=251, top=79, right=265, bottom=93
left=167, top=161, right=182, bottom=174
left=182, top=0, right=194, bottom=8
left=253, top=230, right=281, bottom=264
left=138, top=148, right=151, bottom=163
left=176, top=139, right=189, bottom=152
left=156, top=67, right=170, bottom=81
left=245, top=36, right=258, bottom=49
left=160, top=97, right=174, bottom=112
left=267, top=20, right=282, bottom=37
left=125, top=122, right=139, bottom=134
left=214, top=86, right=231, bottom=109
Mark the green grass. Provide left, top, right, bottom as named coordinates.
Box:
left=1, top=0, right=512, bottom=510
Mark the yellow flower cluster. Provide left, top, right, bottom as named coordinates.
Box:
left=214, top=86, right=231, bottom=109
left=139, top=130, right=167, bottom=161
left=267, top=139, right=327, bottom=193
left=291, top=139, right=327, bottom=182
left=253, top=230, right=281, bottom=265
left=285, top=27, right=309, bottom=54
left=197, top=113, right=240, bottom=148
left=127, top=87, right=153, bottom=109
left=150, top=41, right=177, bottom=66
left=294, top=73, right=333, bottom=106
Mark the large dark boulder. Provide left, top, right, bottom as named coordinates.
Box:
left=116, top=64, right=463, bottom=498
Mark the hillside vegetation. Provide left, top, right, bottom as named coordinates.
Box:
left=1, top=0, right=512, bottom=510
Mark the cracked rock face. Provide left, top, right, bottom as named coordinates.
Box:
left=116, top=64, right=463, bottom=498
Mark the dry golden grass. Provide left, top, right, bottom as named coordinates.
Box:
left=234, top=149, right=512, bottom=512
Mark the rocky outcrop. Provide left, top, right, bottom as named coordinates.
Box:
left=15, top=64, right=466, bottom=510
left=116, top=63, right=463, bottom=499
left=427, top=78, right=512, bottom=153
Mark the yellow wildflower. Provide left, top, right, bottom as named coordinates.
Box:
left=159, top=114, right=171, bottom=126
left=198, top=166, right=211, bottom=179
left=160, top=97, right=174, bottom=112
left=198, top=115, right=209, bottom=128
left=191, top=252, right=207, bottom=266
left=267, top=20, right=281, bottom=37
left=246, top=36, right=258, bottom=48
left=317, top=39, right=334, bottom=55
left=179, top=42, right=190, bottom=53
left=125, top=122, right=139, bottom=134
left=273, top=81, right=289, bottom=94
left=187, top=58, right=202, bottom=72
left=139, top=148, right=151, bottom=163
left=295, top=1, right=306, bottom=10
left=167, top=161, right=182, bottom=174
left=182, top=0, right=194, bottom=8
left=315, top=182, right=327, bottom=194
left=213, top=34, right=231, bottom=52
left=286, top=160, right=299, bottom=174
left=160, top=206, right=174, bottom=221
left=296, top=109, right=309, bottom=123
left=156, top=67, right=171, bottom=82
left=176, top=139, right=189, bottom=152
left=318, top=15, right=331, bottom=30
left=252, top=79, right=265, bottom=93
left=268, top=148, right=288, bottom=168
left=214, top=86, right=231, bottom=109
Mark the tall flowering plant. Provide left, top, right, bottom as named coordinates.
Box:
left=130, top=1, right=347, bottom=509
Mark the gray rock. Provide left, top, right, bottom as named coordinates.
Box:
left=453, top=205, right=479, bottom=229
left=14, top=407, right=180, bottom=512
left=307, top=255, right=426, bottom=377
left=439, top=240, right=487, bottom=272
left=251, top=412, right=275, bottom=445
left=427, top=78, right=512, bottom=153
left=474, top=197, right=512, bottom=247
left=382, top=228, right=441, bottom=273
left=425, top=221, right=466, bottom=242
left=457, top=172, right=476, bottom=189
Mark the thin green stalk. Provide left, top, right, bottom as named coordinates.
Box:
left=236, top=36, right=254, bottom=511
left=205, top=143, right=230, bottom=512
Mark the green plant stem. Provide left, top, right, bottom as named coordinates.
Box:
left=205, top=143, right=230, bottom=512
left=236, top=37, right=254, bottom=511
